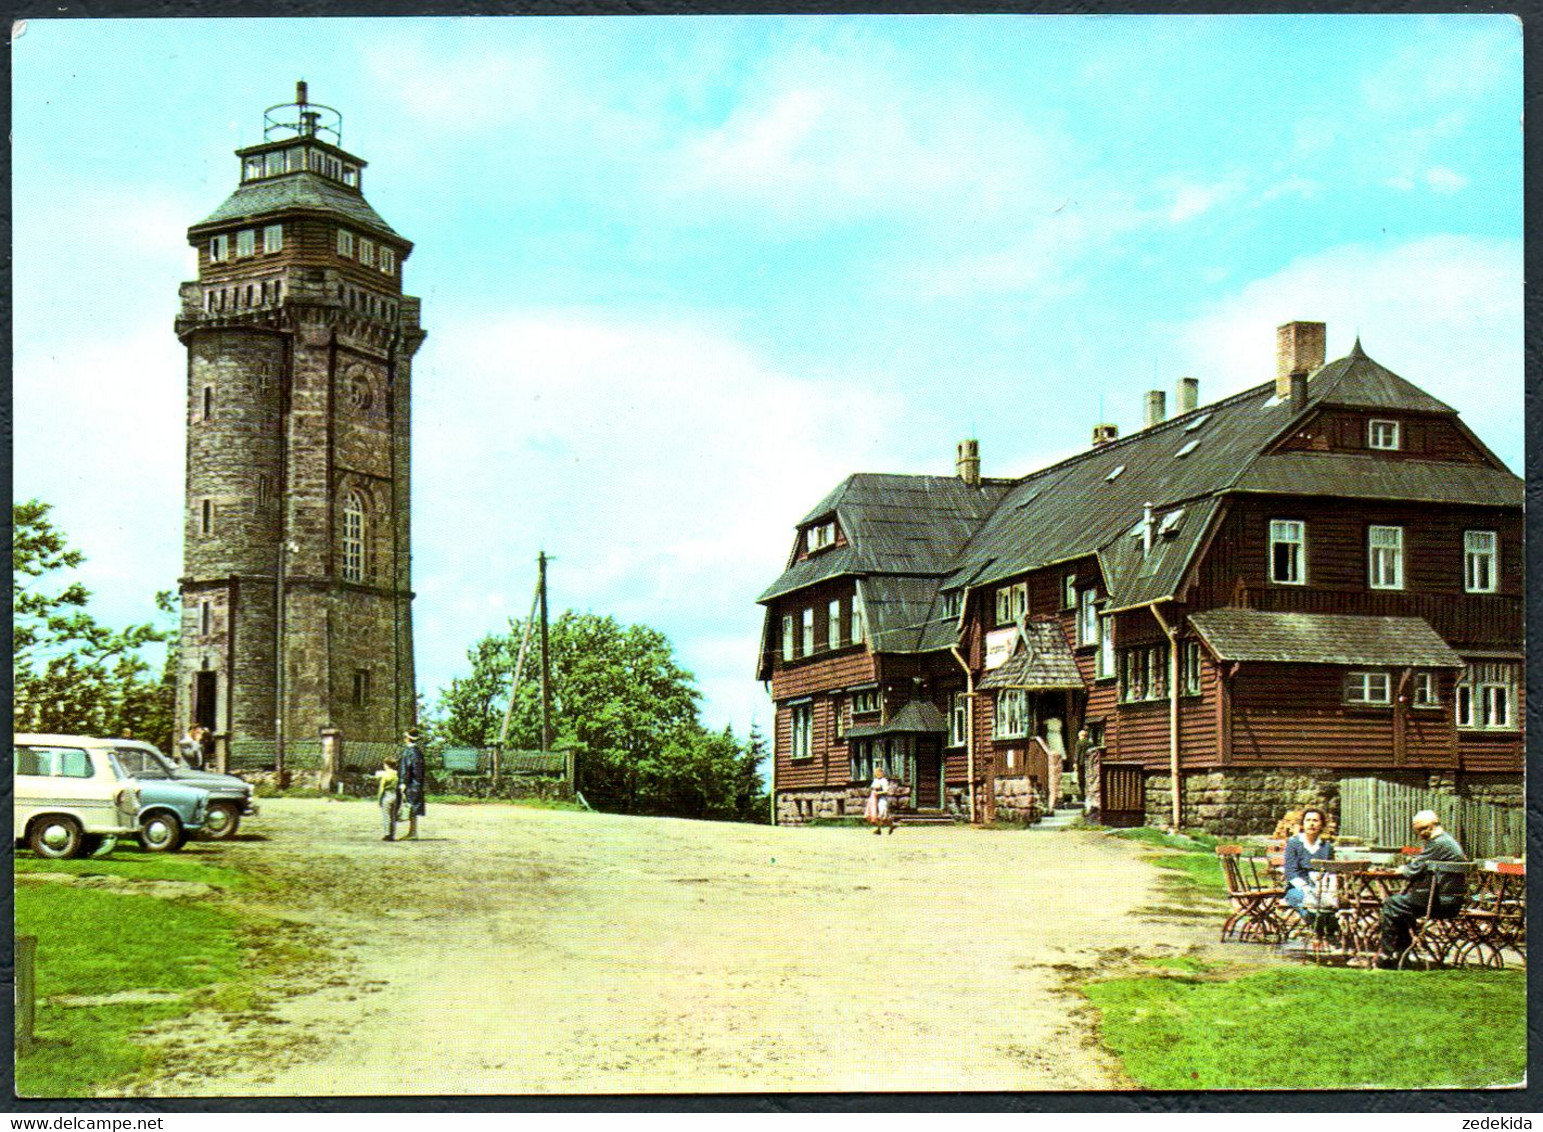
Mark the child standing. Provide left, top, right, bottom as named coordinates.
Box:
left=374, top=757, right=400, bottom=842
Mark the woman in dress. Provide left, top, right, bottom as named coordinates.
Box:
left=865, top=765, right=892, bottom=835
left=1283, top=807, right=1336, bottom=940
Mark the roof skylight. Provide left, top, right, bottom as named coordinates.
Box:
left=1184, top=413, right=1213, bottom=432
left=1106, top=465, right=1126, bottom=482
left=1175, top=440, right=1200, bottom=458
left=1159, top=509, right=1185, bottom=537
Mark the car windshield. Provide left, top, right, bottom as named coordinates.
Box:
left=114, top=746, right=171, bottom=778
left=105, top=752, right=131, bottom=780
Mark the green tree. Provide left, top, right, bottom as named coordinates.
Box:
left=13, top=500, right=169, bottom=740
left=436, top=610, right=764, bottom=820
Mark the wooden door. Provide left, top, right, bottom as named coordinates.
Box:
left=914, top=745, right=942, bottom=809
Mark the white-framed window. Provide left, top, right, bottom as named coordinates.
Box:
left=236, top=229, right=256, bottom=257
left=1344, top=670, right=1392, bottom=706
left=1078, top=588, right=1100, bottom=647
left=338, top=229, right=355, bottom=257
left=995, top=582, right=1027, bottom=626
left=342, top=491, right=366, bottom=582
left=1270, top=519, right=1306, bottom=585
left=343, top=165, right=359, bottom=188
left=264, top=151, right=285, bottom=177
left=243, top=156, right=264, bottom=181
left=263, top=224, right=284, bottom=254
left=199, top=498, right=213, bottom=536
left=209, top=234, right=229, bottom=262
left=1368, top=526, right=1404, bottom=590
left=949, top=692, right=968, bottom=748
left=1464, top=531, right=1498, bottom=593
left=359, top=238, right=376, bottom=267
left=1412, top=672, right=1440, bottom=709
left=806, top=520, right=836, bottom=553
left=1097, top=615, right=1115, bottom=679
left=1368, top=419, right=1401, bottom=451
left=1120, top=644, right=1169, bottom=703
left=851, top=687, right=881, bottom=715
left=828, top=599, right=841, bottom=650
left=379, top=247, right=396, bottom=275
left=1063, top=574, right=1078, bottom=609
left=851, top=591, right=866, bottom=645
left=790, top=701, right=812, bottom=761
left=1182, top=641, right=1202, bottom=696
left=781, top=614, right=794, bottom=663
left=993, top=689, right=1029, bottom=739
left=942, top=590, right=963, bottom=620
left=1456, top=662, right=1518, bottom=731
left=801, top=608, right=814, bottom=657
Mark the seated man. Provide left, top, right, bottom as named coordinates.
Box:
left=1377, top=809, right=1466, bottom=969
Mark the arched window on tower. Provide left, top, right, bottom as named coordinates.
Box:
left=342, top=491, right=366, bottom=582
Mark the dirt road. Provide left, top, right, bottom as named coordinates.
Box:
left=143, top=799, right=1222, bottom=1095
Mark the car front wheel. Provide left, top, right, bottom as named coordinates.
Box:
left=203, top=802, right=242, bottom=840
left=139, top=811, right=185, bottom=853
left=29, top=816, right=85, bottom=859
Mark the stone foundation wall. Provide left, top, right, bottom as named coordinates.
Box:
left=993, top=775, right=1045, bottom=825
left=1140, top=768, right=1523, bottom=837
left=776, top=786, right=865, bottom=825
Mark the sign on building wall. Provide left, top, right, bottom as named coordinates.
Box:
left=985, top=627, right=1018, bottom=671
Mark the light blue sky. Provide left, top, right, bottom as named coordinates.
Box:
left=12, top=15, right=1523, bottom=737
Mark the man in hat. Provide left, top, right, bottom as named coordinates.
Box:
left=1376, top=809, right=1466, bottom=969
left=398, top=728, right=427, bottom=841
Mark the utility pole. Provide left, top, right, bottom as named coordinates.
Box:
left=538, top=550, right=552, bottom=754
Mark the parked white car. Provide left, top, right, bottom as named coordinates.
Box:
left=15, top=734, right=142, bottom=858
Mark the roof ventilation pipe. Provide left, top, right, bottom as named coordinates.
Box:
left=1145, top=391, right=1167, bottom=428
left=1142, top=501, right=1154, bottom=555
left=956, top=438, right=981, bottom=487
left=1092, top=424, right=1119, bottom=448
left=1176, top=377, right=1199, bottom=414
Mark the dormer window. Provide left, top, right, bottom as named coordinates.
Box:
left=995, top=582, right=1027, bottom=626
left=264, top=151, right=285, bottom=177
left=1369, top=419, right=1401, bottom=450
left=806, top=520, right=837, bottom=553
left=943, top=590, right=964, bottom=619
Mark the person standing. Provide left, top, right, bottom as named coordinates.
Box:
left=865, top=764, right=892, bottom=836
left=179, top=726, right=202, bottom=767
left=374, top=756, right=400, bottom=842
left=1377, top=810, right=1466, bottom=969
left=198, top=727, right=216, bottom=770
left=398, top=729, right=427, bottom=841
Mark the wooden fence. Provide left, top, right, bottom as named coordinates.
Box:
left=1339, top=776, right=1524, bottom=859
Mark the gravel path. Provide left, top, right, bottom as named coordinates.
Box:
left=139, top=798, right=1224, bottom=1096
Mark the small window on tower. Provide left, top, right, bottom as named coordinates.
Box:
left=343, top=165, right=358, bottom=188
left=202, top=386, right=214, bottom=422
left=337, top=229, right=355, bottom=258
left=342, top=492, right=366, bottom=582
left=209, top=235, right=229, bottom=263
left=359, top=239, right=376, bottom=267
left=256, top=474, right=271, bottom=509
left=200, top=499, right=213, bottom=536
left=263, top=225, right=283, bottom=254
left=265, top=151, right=285, bottom=177
left=243, top=156, right=264, bottom=181
left=286, top=149, right=303, bottom=173
left=200, top=601, right=211, bottom=637
left=236, top=230, right=256, bottom=257
left=352, top=669, right=371, bottom=707
left=379, top=248, right=395, bottom=275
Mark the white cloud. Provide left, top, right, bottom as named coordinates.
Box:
left=1424, top=165, right=1469, bottom=194
left=1177, top=235, right=1522, bottom=469
left=411, top=308, right=910, bottom=724
left=1166, top=175, right=1246, bottom=224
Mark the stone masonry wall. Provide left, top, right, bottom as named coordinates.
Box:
left=993, top=775, right=1045, bottom=825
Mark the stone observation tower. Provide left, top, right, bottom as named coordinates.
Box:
left=175, top=83, right=424, bottom=768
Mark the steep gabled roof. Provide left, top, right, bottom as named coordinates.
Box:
left=1307, top=339, right=1454, bottom=414
left=759, top=473, right=1010, bottom=602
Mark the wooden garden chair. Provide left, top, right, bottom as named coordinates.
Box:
left=1398, top=861, right=1477, bottom=970
left=1217, top=845, right=1285, bottom=944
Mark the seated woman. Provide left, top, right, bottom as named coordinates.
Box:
left=1282, top=807, right=1337, bottom=940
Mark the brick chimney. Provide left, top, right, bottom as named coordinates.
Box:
left=1176, top=377, right=1199, bottom=414
left=1144, top=391, right=1167, bottom=428
left=1092, top=423, right=1119, bottom=448
left=1276, top=321, right=1326, bottom=400
left=956, top=438, right=981, bottom=487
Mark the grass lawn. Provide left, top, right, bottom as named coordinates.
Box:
left=1083, top=964, right=1526, bottom=1089
left=15, top=853, right=255, bottom=1097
